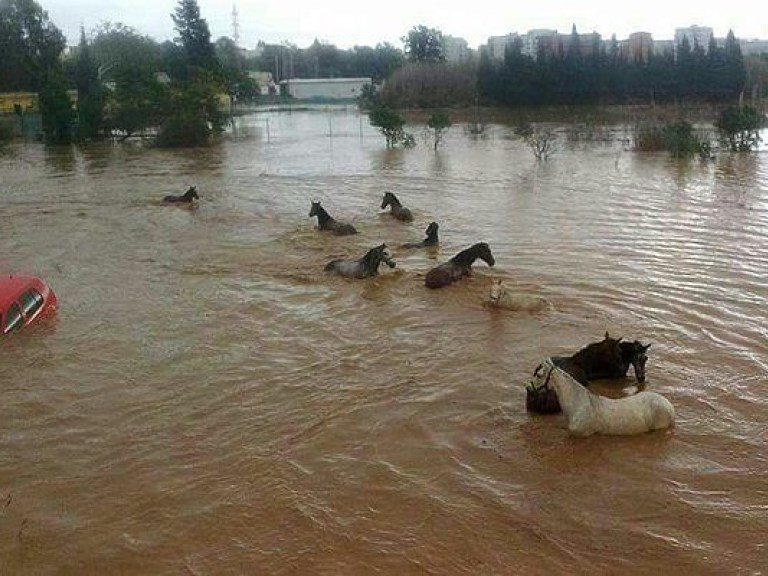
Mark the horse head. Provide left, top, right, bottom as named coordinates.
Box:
left=381, top=192, right=396, bottom=209
left=622, top=340, right=651, bottom=383
left=474, top=242, right=495, bottom=267
left=309, top=200, right=321, bottom=217
left=489, top=279, right=506, bottom=303
left=528, top=357, right=558, bottom=393
left=425, top=222, right=439, bottom=239
left=363, top=243, right=396, bottom=273
left=186, top=186, right=199, bottom=200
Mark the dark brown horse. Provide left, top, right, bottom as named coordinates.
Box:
left=381, top=192, right=413, bottom=222
left=424, top=242, right=495, bottom=289
left=526, top=332, right=652, bottom=414
left=163, top=186, right=198, bottom=204
left=401, top=222, right=439, bottom=249
left=309, top=201, right=358, bottom=236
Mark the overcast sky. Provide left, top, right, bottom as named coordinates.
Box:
left=44, top=0, right=768, bottom=50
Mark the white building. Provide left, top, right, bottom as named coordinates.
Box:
left=486, top=34, right=520, bottom=60
left=674, top=25, right=714, bottom=52
left=443, top=35, right=471, bottom=63
left=279, top=78, right=371, bottom=101
left=522, top=29, right=559, bottom=59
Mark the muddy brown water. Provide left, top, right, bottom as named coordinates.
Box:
left=1, top=109, right=767, bottom=574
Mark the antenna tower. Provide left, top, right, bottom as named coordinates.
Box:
left=232, top=4, right=240, bottom=47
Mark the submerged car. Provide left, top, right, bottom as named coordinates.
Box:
left=0, top=274, right=58, bottom=336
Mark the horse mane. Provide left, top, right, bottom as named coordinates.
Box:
left=360, top=244, right=386, bottom=270
left=384, top=192, right=402, bottom=207
left=425, top=222, right=439, bottom=242
left=570, top=334, right=623, bottom=370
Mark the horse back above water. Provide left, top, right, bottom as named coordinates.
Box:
left=381, top=192, right=413, bottom=222
left=324, top=244, right=396, bottom=279
left=527, top=332, right=653, bottom=414
left=401, top=222, right=439, bottom=249
left=163, top=186, right=199, bottom=204
left=424, top=242, right=495, bottom=289
left=309, top=201, right=358, bottom=236
left=529, top=359, right=674, bottom=437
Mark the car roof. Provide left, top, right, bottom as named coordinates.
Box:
left=0, top=275, right=43, bottom=311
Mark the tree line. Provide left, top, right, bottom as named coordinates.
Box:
left=478, top=29, right=748, bottom=106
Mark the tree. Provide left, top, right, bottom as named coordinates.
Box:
left=514, top=122, right=557, bottom=161
left=368, top=106, right=405, bottom=147
left=38, top=68, right=73, bottom=143
left=74, top=27, right=105, bottom=140
left=90, top=23, right=167, bottom=139
left=0, top=0, right=66, bottom=91
left=171, top=0, right=217, bottom=74
left=403, top=25, right=445, bottom=63
left=158, top=0, right=227, bottom=146
left=715, top=106, right=763, bottom=151
left=427, top=110, right=451, bottom=150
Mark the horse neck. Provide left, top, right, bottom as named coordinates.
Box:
left=571, top=341, right=622, bottom=374
left=314, top=206, right=332, bottom=227
left=451, top=247, right=481, bottom=267
left=388, top=195, right=402, bottom=208
left=551, top=369, right=592, bottom=418
left=618, top=343, right=635, bottom=372
left=360, top=250, right=382, bottom=273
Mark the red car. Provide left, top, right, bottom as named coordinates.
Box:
left=0, top=274, right=58, bottom=336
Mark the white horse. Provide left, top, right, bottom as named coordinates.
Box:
left=529, top=358, right=675, bottom=437
left=488, top=280, right=552, bottom=312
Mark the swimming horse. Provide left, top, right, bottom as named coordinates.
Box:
left=163, top=186, right=199, bottom=204
left=424, top=242, right=495, bottom=289
left=309, top=201, right=358, bottom=236
left=401, top=222, right=439, bottom=249
left=324, top=244, right=396, bottom=279
left=488, top=279, right=552, bottom=312
left=526, top=332, right=652, bottom=414
left=528, top=358, right=674, bottom=437
left=381, top=192, right=413, bottom=222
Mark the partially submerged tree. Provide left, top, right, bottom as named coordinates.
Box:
left=368, top=105, right=405, bottom=147
left=514, top=122, right=558, bottom=161
left=715, top=105, right=763, bottom=151
left=74, top=27, right=105, bottom=140
left=427, top=110, right=451, bottom=150
left=158, top=0, right=226, bottom=147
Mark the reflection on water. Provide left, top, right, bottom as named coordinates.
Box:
left=1, top=108, right=767, bottom=574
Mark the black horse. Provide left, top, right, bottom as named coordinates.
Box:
left=163, top=186, right=198, bottom=204
left=309, top=201, right=358, bottom=236
left=381, top=192, right=413, bottom=222
left=401, top=222, right=439, bottom=248
left=324, top=244, right=396, bottom=278
left=526, top=332, right=652, bottom=414
left=424, top=242, right=495, bottom=289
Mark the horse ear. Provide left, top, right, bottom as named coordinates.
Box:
left=604, top=331, right=610, bottom=340
left=643, top=343, right=651, bottom=351
left=616, top=336, right=623, bottom=343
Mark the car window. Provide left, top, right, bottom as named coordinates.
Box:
left=20, top=289, right=44, bottom=318
left=3, top=303, right=23, bottom=333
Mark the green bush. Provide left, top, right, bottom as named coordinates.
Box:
left=715, top=106, right=764, bottom=151
left=663, top=121, right=704, bottom=158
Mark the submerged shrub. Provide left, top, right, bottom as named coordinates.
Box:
left=715, top=106, right=764, bottom=151
left=664, top=121, right=705, bottom=158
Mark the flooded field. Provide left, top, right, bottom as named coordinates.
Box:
left=1, top=108, right=767, bottom=574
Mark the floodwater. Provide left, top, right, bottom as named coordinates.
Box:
left=1, top=108, right=767, bottom=575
